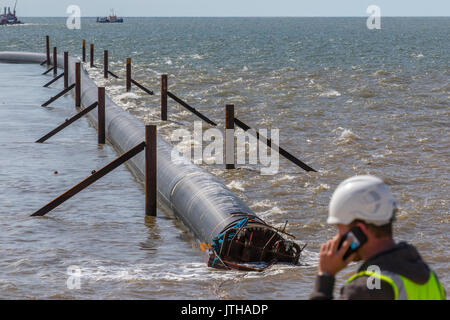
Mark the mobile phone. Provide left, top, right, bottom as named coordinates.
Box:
left=337, top=226, right=368, bottom=260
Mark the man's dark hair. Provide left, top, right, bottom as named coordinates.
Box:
left=350, top=209, right=397, bottom=239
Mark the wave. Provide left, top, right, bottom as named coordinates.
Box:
left=226, top=180, right=246, bottom=192
left=4, top=23, right=46, bottom=27
left=250, top=199, right=273, bottom=210
left=411, top=53, right=425, bottom=59
left=374, top=69, right=390, bottom=76
left=115, top=92, right=141, bottom=100
left=312, top=183, right=330, bottom=193
left=349, top=86, right=376, bottom=98
left=278, top=174, right=297, bottom=182
left=191, top=54, right=204, bottom=60
left=319, top=89, right=341, bottom=98
left=72, top=262, right=231, bottom=283
left=357, top=88, right=376, bottom=98
left=258, top=206, right=286, bottom=220
left=333, top=127, right=361, bottom=145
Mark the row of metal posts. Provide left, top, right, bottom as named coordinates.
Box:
left=82, top=41, right=237, bottom=168
left=48, top=35, right=316, bottom=170
left=55, top=35, right=316, bottom=170
left=37, top=37, right=158, bottom=217
left=37, top=35, right=316, bottom=217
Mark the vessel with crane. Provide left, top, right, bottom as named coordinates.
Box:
left=96, top=9, right=123, bottom=23
left=0, top=1, right=22, bottom=25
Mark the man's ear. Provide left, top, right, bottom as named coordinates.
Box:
left=356, top=222, right=370, bottom=238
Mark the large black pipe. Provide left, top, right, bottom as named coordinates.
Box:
left=0, top=51, right=302, bottom=268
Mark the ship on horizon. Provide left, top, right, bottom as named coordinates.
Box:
left=0, top=1, right=22, bottom=25
left=96, top=9, right=123, bottom=23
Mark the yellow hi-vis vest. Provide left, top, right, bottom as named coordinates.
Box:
left=347, top=270, right=446, bottom=300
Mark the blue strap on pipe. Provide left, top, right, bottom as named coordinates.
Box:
left=211, top=218, right=249, bottom=253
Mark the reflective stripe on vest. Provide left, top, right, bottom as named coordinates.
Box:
left=346, top=270, right=445, bottom=300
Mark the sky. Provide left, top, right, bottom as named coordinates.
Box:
left=5, top=0, right=450, bottom=17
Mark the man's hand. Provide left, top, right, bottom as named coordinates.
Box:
left=318, top=235, right=356, bottom=276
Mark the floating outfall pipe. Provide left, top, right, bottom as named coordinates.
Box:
left=0, top=51, right=304, bottom=270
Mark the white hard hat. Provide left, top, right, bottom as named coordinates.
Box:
left=328, top=175, right=397, bottom=226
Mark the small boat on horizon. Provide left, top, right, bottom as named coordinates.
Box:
left=0, top=1, right=22, bottom=25
left=96, top=9, right=123, bottom=23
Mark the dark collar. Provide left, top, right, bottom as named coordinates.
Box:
left=358, top=241, right=407, bottom=272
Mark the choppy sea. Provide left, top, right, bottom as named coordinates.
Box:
left=0, top=17, right=448, bottom=299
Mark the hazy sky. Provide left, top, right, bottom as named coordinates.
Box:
left=6, top=0, right=450, bottom=17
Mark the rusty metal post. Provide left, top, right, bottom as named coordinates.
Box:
left=126, top=58, right=131, bottom=92
left=145, top=125, right=157, bottom=217
left=46, top=36, right=50, bottom=66
left=36, top=101, right=97, bottom=143
left=98, top=87, right=106, bottom=144
left=166, top=91, right=216, bottom=126
left=104, top=50, right=108, bottom=79
left=53, top=47, right=58, bottom=77
left=64, top=51, right=69, bottom=89
left=161, top=74, right=168, bottom=121
left=41, top=84, right=75, bottom=107
left=90, top=43, right=94, bottom=68
left=233, top=118, right=317, bottom=172
left=75, top=62, right=81, bottom=107
left=225, top=104, right=235, bottom=169
left=30, top=142, right=146, bottom=217
left=82, top=40, right=86, bottom=62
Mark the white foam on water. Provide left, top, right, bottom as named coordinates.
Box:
left=105, top=85, right=123, bottom=94
left=299, top=249, right=319, bottom=267
left=70, top=259, right=312, bottom=285
left=340, top=129, right=357, bottom=139
left=9, top=23, right=45, bottom=26
left=333, top=127, right=361, bottom=143
left=115, top=92, right=141, bottom=100
left=312, top=183, right=330, bottom=193
left=191, top=54, right=204, bottom=60
left=258, top=206, right=286, bottom=220
left=250, top=199, right=274, bottom=210
left=226, top=180, right=245, bottom=192
left=370, top=152, right=385, bottom=159
left=319, top=89, right=341, bottom=97
left=279, top=174, right=297, bottom=181
left=75, top=262, right=233, bottom=283
left=412, top=53, right=425, bottom=59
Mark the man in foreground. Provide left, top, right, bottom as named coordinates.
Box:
left=310, top=175, right=446, bottom=300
